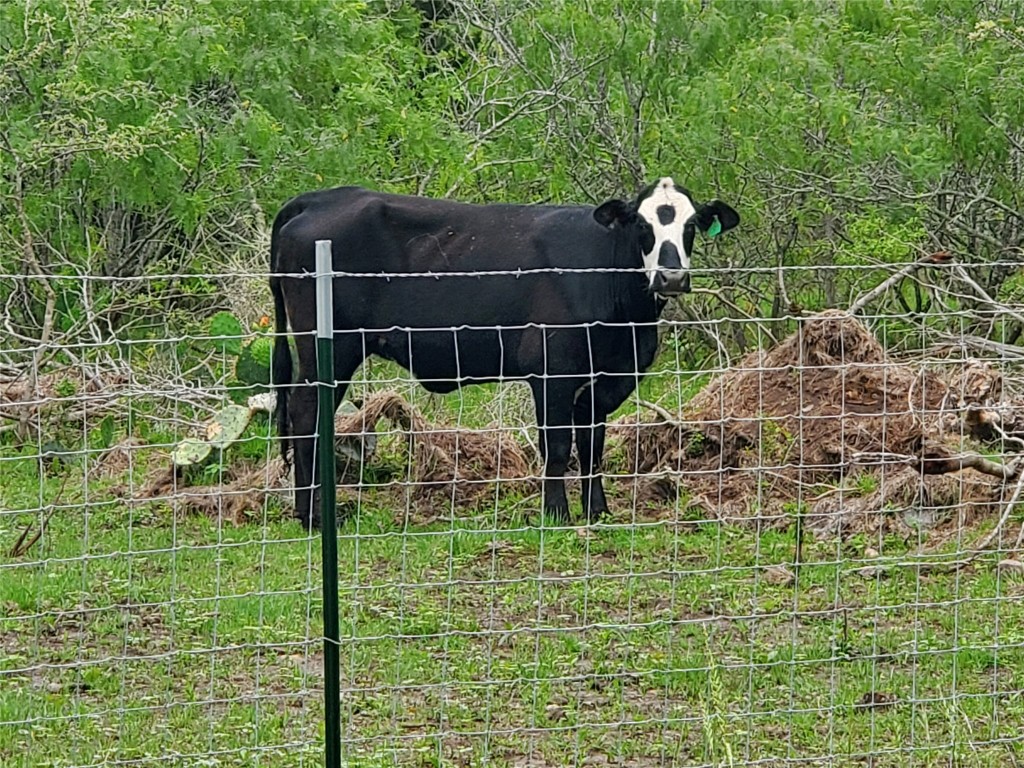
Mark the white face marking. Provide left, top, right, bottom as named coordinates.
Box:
left=636, top=176, right=696, bottom=288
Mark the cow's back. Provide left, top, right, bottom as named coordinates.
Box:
left=274, top=187, right=636, bottom=329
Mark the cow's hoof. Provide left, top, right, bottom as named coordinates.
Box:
left=585, top=506, right=610, bottom=524
left=294, top=511, right=321, bottom=531
left=295, top=517, right=319, bottom=532
left=541, top=504, right=571, bottom=526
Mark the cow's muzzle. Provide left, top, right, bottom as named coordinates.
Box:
left=652, top=269, right=690, bottom=296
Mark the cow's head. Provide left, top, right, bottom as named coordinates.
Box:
left=594, top=177, right=739, bottom=296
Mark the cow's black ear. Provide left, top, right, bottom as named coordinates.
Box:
left=696, top=200, right=740, bottom=237
left=594, top=199, right=631, bottom=228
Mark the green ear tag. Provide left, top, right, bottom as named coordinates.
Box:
left=707, top=216, right=722, bottom=239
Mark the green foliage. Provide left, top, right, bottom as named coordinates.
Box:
left=208, top=311, right=244, bottom=356
left=2, top=0, right=1021, bottom=370
left=685, top=431, right=708, bottom=459
left=97, top=415, right=115, bottom=450
left=854, top=472, right=879, bottom=496
left=54, top=378, right=77, bottom=399
left=0, top=0, right=464, bottom=358
left=840, top=215, right=927, bottom=267
left=235, top=336, right=273, bottom=387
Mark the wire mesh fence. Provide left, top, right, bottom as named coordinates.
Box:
left=2, top=260, right=1024, bottom=768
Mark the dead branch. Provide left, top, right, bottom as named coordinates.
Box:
left=5, top=150, right=57, bottom=442
left=852, top=446, right=1020, bottom=480
left=919, top=442, right=1021, bottom=480
left=965, top=406, right=1024, bottom=449
left=928, top=333, right=1024, bottom=362
left=690, top=286, right=780, bottom=346
left=851, top=456, right=1024, bottom=575
left=847, top=251, right=953, bottom=315
left=952, top=263, right=1024, bottom=328
left=8, top=475, right=69, bottom=557
left=960, top=453, right=1021, bottom=480
left=949, top=463, right=1024, bottom=571
left=635, top=399, right=676, bottom=425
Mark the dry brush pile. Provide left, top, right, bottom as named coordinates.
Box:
left=19, top=312, right=1020, bottom=547
left=136, top=391, right=536, bottom=525
left=608, top=310, right=1022, bottom=542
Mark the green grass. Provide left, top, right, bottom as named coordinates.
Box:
left=2, top=464, right=1022, bottom=767
left=2, top=371, right=1023, bottom=767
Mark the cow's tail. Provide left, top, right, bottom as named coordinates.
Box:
left=269, top=202, right=299, bottom=466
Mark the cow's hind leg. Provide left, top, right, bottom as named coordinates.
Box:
left=575, top=373, right=644, bottom=523
left=530, top=378, right=579, bottom=523
left=290, top=333, right=366, bottom=530
left=289, top=381, right=320, bottom=530
left=573, top=383, right=609, bottom=522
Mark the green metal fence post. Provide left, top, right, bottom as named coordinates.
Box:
left=315, top=239, right=341, bottom=768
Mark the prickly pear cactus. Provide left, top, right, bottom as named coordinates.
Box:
left=208, top=311, right=244, bottom=355
left=205, top=404, right=252, bottom=450
left=170, top=403, right=254, bottom=469
left=171, top=437, right=213, bottom=467
left=235, top=336, right=272, bottom=387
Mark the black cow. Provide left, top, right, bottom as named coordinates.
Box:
left=270, top=177, right=739, bottom=529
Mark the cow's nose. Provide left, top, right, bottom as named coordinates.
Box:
left=652, top=269, right=689, bottom=295
left=659, top=241, right=683, bottom=271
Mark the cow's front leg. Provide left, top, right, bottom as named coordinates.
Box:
left=577, top=372, right=649, bottom=522
left=573, top=384, right=610, bottom=522
left=530, top=378, right=578, bottom=523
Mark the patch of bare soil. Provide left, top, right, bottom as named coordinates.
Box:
left=609, top=310, right=1014, bottom=539
left=93, top=438, right=148, bottom=478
